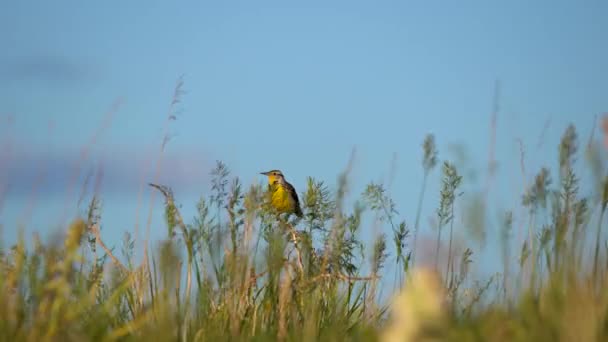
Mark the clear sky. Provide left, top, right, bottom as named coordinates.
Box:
left=1, top=1, right=606, bottom=287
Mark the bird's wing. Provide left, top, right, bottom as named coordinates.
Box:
left=285, top=181, right=303, bottom=217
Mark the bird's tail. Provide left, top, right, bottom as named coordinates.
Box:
left=295, top=206, right=303, bottom=218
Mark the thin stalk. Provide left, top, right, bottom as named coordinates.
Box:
left=435, top=223, right=443, bottom=272
left=593, top=206, right=606, bottom=281
left=529, top=214, right=537, bottom=291
left=412, top=172, right=429, bottom=265
left=182, top=240, right=193, bottom=342
left=446, top=204, right=455, bottom=287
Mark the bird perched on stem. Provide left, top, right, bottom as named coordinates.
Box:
left=260, top=169, right=303, bottom=218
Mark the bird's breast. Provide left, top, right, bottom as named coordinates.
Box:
left=271, top=186, right=293, bottom=210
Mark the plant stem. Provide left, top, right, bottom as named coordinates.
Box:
left=529, top=214, right=537, bottom=291
left=412, top=172, right=428, bottom=266
left=593, top=206, right=606, bottom=282
left=446, top=204, right=455, bottom=288
left=435, top=223, right=443, bottom=272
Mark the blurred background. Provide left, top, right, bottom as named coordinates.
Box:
left=1, top=1, right=606, bottom=284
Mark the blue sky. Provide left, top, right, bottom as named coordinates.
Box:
left=1, top=1, right=606, bottom=287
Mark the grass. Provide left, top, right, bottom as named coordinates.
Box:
left=1, top=86, right=607, bottom=341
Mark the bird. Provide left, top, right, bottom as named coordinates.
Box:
left=260, top=169, right=303, bottom=218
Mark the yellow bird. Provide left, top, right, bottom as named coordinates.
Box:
left=260, top=169, right=303, bottom=218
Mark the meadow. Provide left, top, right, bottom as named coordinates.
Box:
left=0, top=87, right=606, bottom=341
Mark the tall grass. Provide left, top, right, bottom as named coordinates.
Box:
left=1, top=91, right=607, bottom=340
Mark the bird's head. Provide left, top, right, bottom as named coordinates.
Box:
left=260, top=170, right=284, bottom=185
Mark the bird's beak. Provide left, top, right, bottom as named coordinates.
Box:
left=260, top=171, right=269, bottom=176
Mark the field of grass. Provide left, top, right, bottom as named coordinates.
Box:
left=1, top=93, right=607, bottom=341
